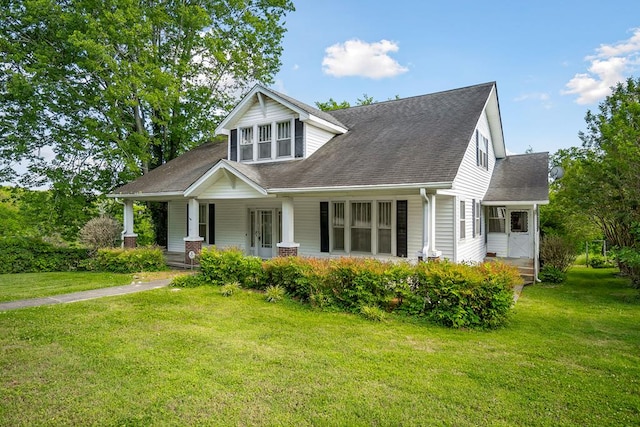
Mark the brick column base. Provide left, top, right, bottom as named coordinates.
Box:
left=277, top=246, right=299, bottom=257
left=123, top=235, right=137, bottom=249
left=184, top=240, right=203, bottom=265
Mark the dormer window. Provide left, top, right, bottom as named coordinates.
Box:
left=277, top=121, right=291, bottom=157
left=240, top=127, right=253, bottom=161
left=258, top=124, right=272, bottom=159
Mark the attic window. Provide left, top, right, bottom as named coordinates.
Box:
left=240, top=127, right=253, bottom=161
left=277, top=121, right=292, bottom=157
left=476, top=130, right=488, bottom=170
left=258, top=124, right=272, bottom=159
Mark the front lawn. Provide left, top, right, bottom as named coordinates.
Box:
left=0, top=268, right=638, bottom=426
left=0, top=270, right=189, bottom=302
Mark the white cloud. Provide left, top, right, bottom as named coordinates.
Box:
left=322, top=39, right=408, bottom=79
left=292, top=64, right=299, bottom=71
left=563, top=28, right=640, bottom=105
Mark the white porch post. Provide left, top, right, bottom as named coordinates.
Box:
left=122, top=199, right=137, bottom=248
left=277, top=197, right=300, bottom=256
left=184, top=198, right=204, bottom=264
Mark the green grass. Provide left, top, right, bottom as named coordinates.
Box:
left=0, top=272, right=134, bottom=302
left=1, top=268, right=639, bottom=426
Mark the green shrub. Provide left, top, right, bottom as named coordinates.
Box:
left=265, top=285, right=285, bottom=303
left=220, top=282, right=242, bottom=297
left=263, top=256, right=327, bottom=300
left=540, top=235, right=576, bottom=272
left=0, top=237, right=89, bottom=273
left=588, top=255, right=614, bottom=269
left=360, top=305, right=386, bottom=322
left=199, top=247, right=264, bottom=287
left=539, top=265, right=566, bottom=283
left=613, top=247, right=640, bottom=288
left=85, top=246, right=166, bottom=273
left=171, top=273, right=207, bottom=288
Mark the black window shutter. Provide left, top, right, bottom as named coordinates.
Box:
left=320, top=202, right=329, bottom=252
left=185, top=203, right=189, bottom=235
left=208, top=203, right=215, bottom=244
left=294, top=119, right=304, bottom=158
left=472, top=199, right=476, bottom=238
left=396, top=200, right=408, bottom=257
left=230, top=129, right=238, bottom=161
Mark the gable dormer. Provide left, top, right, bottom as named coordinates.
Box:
left=215, top=85, right=348, bottom=164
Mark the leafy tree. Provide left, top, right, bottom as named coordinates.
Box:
left=315, top=93, right=379, bottom=111
left=0, top=0, right=294, bottom=244
left=553, top=77, right=640, bottom=252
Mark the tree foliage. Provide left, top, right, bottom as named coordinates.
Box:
left=0, top=0, right=294, bottom=241
left=315, top=93, right=379, bottom=111
left=553, top=77, right=640, bottom=250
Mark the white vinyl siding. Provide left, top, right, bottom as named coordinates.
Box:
left=167, top=201, right=187, bottom=252
left=435, top=196, right=454, bottom=260
left=198, top=177, right=265, bottom=199
left=305, top=124, right=335, bottom=157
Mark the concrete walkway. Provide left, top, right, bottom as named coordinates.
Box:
left=0, top=279, right=171, bottom=312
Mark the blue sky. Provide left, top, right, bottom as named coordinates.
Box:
left=272, top=1, right=640, bottom=155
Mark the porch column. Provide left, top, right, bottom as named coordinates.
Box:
left=122, top=199, right=137, bottom=248
left=277, top=197, right=299, bottom=256
left=184, top=198, right=204, bottom=264
left=429, top=194, right=441, bottom=260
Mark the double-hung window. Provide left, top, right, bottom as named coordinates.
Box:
left=198, top=204, right=207, bottom=239
left=488, top=207, right=506, bottom=233
left=240, top=127, right=254, bottom=161
left=474, top=200, right=481, bottom=237
left=460, top=201, right=466, bottom=239
left=332, top=202, right=345, bottom=251
left=476, top=130, right=489, bottom=170
left=377, top=201, right=392, bottom=254
left=277, top=121, right=292, bottom=157
left=351, top=202, right=372, bottom=252
left=258, top=124, right=271, bottom=159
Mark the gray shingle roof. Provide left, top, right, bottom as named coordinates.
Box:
left=112, top=142, right=228, bottom=195
left=112, top=82, right=500, bottom=195
left=483, top=152, right=549, bottom=202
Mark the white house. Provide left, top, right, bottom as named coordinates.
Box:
left=109, top=82, right=549, bottom=277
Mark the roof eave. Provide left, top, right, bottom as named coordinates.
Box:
left=482, top=200, right=549, bottom=206
left=268, top=181, right=454, bottom=194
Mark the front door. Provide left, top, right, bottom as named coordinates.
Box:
left=250, top=209, right=275, bottom=258
left=508, top=210, right=532, bottom=258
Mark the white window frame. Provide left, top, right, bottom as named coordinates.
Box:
left=488, top=207, right=507, bottom=233
left=377, top=201, right=392, bottom=254
left=258, top=124, right=272, bottom=159
left=276, top=120, right=292, bottom=158
left=198, top=203, right=207, bottom=242
left=240, top=126, right=254, bottom=161
left=331, top=201, right=345, bottom=251
left=475, top=200, right=481, bottom=237
left=476, top=130, right=489, bottom=170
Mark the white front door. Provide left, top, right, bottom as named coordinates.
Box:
left=250, top=209, right=275, bottom=258
left=508, top=210, right=532, bottom=258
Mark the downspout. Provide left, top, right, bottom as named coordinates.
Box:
left=420, top=188, right=429, bottom=259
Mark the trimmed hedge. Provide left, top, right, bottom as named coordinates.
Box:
left=0, top=237, right=89, bottom=274
left=186, top=247, right=522, bottom=329
left=83, top=247, right=166, bottom=273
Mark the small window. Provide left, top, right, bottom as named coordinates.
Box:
left=460, top=201, right=466, bottom=239
left=277, top=121, right=291, bottom=157
left=351, top=202, right=371, bottom=252
left=476, top=130, right=489, bottom=170
left=377, top=201, right=392, bottom=254
left=488, top=207, right=506, bottom=233
left=510, top=211, right=529, bottom=233
left=240, top=127, right=253, bottom=161
left=332, top=202, right=345, bottom=251
left=258, top=124, right=272, bottom=159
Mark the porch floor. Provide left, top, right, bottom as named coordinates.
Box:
left=485, top=256, right=535, bottom=284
